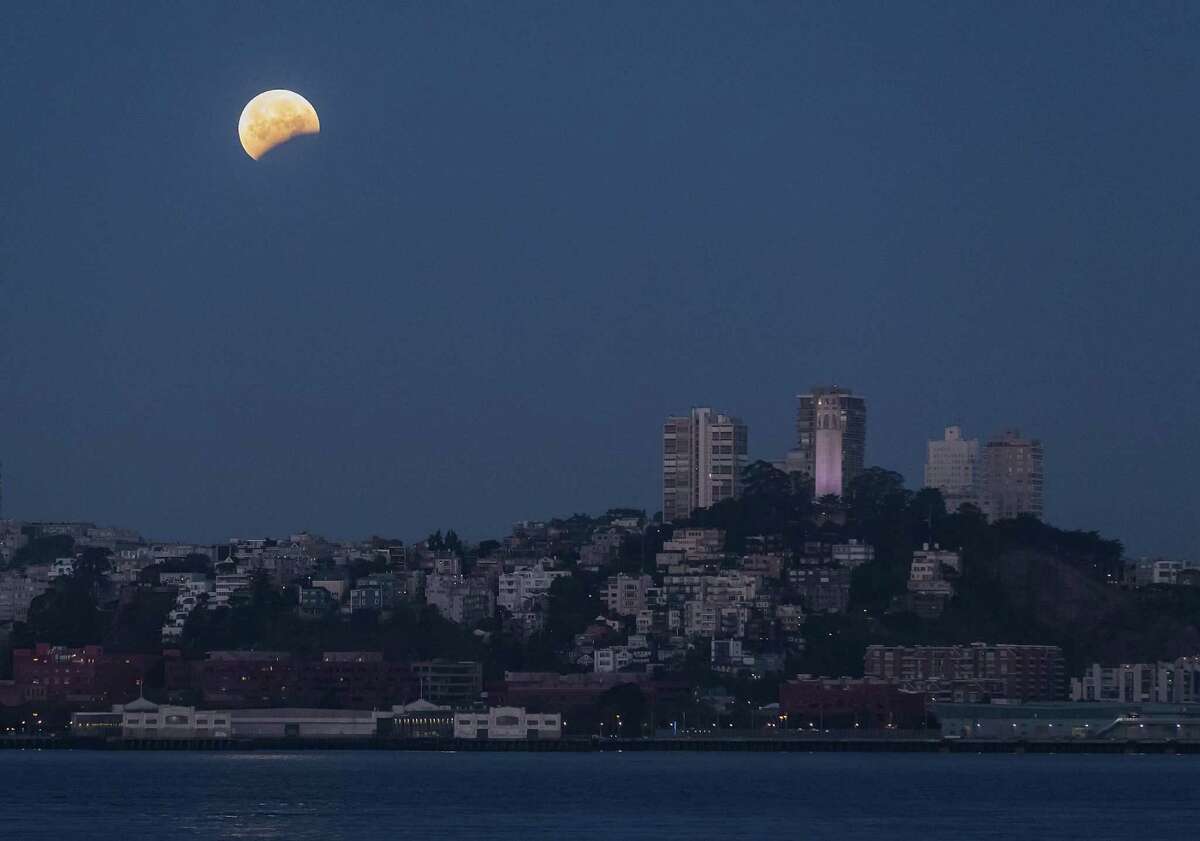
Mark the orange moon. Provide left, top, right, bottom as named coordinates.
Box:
left=238, top=90, right=320, bottom=160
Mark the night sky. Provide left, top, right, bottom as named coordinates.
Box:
left=2, top=2, right=1197, bottom=555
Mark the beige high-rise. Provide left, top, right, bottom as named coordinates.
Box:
left=662, top=408, right=748, bottom=522
left=924, top=426, right=980, bottom=512
left=981, top=429, right=1044, bottom=521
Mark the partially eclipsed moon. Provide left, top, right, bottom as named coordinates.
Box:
left=238, top=90, right=320, bottom=160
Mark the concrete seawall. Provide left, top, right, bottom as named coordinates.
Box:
left=5, top=736, right=1200, bottom=754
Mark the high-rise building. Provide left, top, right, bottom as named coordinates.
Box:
left=662, top=408, right=748, bottom=522
left=789, top=386, right=866, bottom=497
left=981, top=429, right=1044, bottom=521
left=924, top=426, right=980, bottom=512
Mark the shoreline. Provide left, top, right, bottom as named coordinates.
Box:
left=4, top=736, right=1200, bottom=754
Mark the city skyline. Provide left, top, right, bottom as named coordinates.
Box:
left=0, top=392, right=1103, bottom=546
left=3, top=4, right=1197, bottom=557
left=0, top=377, right=1156, bottom=553
left=5, top=4, right=1200, bottom=836
left=0, top=382, right=1161, bottom=552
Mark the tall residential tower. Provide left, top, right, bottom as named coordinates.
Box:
left=981, top=429, right=1044, bottom=521
left=789, top=386, right=866, bottom=497
left=924, top=426, right=980, bottom=512
left=662, top=408, right=748, bottom=522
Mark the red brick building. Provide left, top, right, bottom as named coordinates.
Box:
left=863, top=643, right=1065, bottom=702
left=305, top=652, right=418, bottom=708
left=165, top=650, right=418, bottom=708
left=490, top=671, right=691, bottom=733
left=7, top=644, right=158, bottom=707
left=779, top=676, right=927, bottom=730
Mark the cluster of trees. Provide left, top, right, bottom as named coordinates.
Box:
left=424, top=529, right=464, bottom=554
left=6, top=532, right=76, bottom=570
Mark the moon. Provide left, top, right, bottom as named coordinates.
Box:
left=238, top=90, right=320, bottom=160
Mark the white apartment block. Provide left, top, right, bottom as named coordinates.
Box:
left=162, top=576, right=215, bottom=642
left=703, top=572, right=760, bottom=607
left=211, top=573, right=252, bottom=608
left=683, top=601, right=744, bottom=638
left=498, top=563, right=569, bottom=612
left=1151, top=559, right=1186, bottom=584
left=1072, top=658, right=1200, bottom=704
left=908, top=544, right=961, bottom=595
left=831, top=540, right=875, bottom=569
left=594, top=646, right=634, bottom=673
left=911, top=544, right=962, bottom=576
left=433, top=556, right=463, bottom=576
left=636, top=608, right=682, bottom=636
left=661, top=528, right=725, bottom=560
left=605, top=574, right=653, bottom=616
left=661, top=570, right=759, bottom=610
left=425, top=574, right=495, bottom=626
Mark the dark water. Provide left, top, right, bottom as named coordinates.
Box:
left=3, top=750, right=1197, bottom=839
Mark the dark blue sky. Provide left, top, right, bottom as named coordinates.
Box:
left=2, top=2, right=1197, bottom=554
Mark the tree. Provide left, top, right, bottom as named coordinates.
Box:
left=597, top=683, right=647, bottom=737
left=742, top=460, right=792, bottom=500
left=530, top=575, right=598, bottom=658
left=9, top=534, right=75, bottom=569
left=75, top=546, right=112, bottom=581
left=687, top=460, right=812, bottom=553
left=908, top=488, right=947, bottom=541
left=845, top=467, right=912, bottom=534
left=19, top=577, right=103, bottom=646
left=105, top=589, right=178, bottom=653
left=612, top=534, right=640, bottom=576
